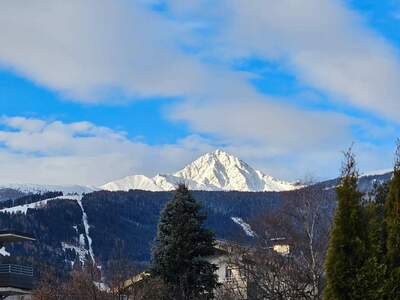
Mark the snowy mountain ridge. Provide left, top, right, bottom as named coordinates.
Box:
left=0, top=150, right=393, bottom=195
left=0, top=183, right=97, bottom=195
left=101, top=149, right=300, bottom=192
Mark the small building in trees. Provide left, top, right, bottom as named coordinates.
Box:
left=112, top=272, right=150, bottom=297
left=0, top=231, right=35, bottom=300
left=208, top=240, right=250, bottom=299
left=210, top=239, right=291, bottom=299
left=118, top=238, right=292, bottom=299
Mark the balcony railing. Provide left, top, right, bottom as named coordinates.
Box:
left=0, top=264, right=34, bottom=290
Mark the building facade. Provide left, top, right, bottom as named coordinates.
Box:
left=0, top=231, right=35, bottom=300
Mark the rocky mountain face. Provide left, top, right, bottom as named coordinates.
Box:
left=101, top=150, right=299, bottom=192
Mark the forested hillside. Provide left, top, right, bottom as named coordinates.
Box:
left=0, top=172, right=388, bottom=276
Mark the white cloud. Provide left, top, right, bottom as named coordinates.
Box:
left=0, top=0, right=212, bottom=101
left=3, top=0, right=399, bottom=121
left=0, top=116, right=215, bottom=185
left=213, top=0, right=400, bottom=121
left=163, top=0, right=400, bottom=121
left=0, top=1, right=357, bottom=150
left=170, top=96, right=352, bottom=151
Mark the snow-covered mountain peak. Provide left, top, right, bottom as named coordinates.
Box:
left=101, top=150, right=299, bottom=192
left=184, top=149, right=249, bottom=171
left=174, top=149, right=263, bottom=191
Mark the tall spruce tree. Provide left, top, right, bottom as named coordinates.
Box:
left=324, top=148, right=367, bottom=300
left=384, top=140, right=400, bottom=299
left=151, top=184, right=218, bottom=300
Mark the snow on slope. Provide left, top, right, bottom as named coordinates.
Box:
left=101, top=175, right=163, bottom=192
left=101, top=149, right=298, bottom=192
left=0, top=192, right=96, bottom=264
left=231, top=217, right=256, bottom=237
left=0, top=195, right=82, bottom=214
left=360, top=169, right=393, bottom=177
left=76, top=198, right=95, bottom=264
left=174, top=150, right=296, bottom=192
left=62, top=242, right=88, bottom=265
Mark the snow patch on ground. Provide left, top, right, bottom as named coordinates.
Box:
left=231, top=217, right=256, bottom=237
left=0, top=247, right=10, bottom=256
left=79, top=233, right=86, bottom=247
left=94, top=281, right=109, bottom=292
left=62, top=242, right=88, bottom=265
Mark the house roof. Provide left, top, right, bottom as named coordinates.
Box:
left=0, top=231, right=35, bottom=244
left=115, top=272, right=151, bottom=292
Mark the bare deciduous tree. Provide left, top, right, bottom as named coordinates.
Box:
left=33, top=263, right=111, bottom=300
left=221, top=183, right=333, bottom=299
left=105, top=240, right=142, bottom=300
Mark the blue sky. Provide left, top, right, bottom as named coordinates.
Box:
left=0, top=70, right=190, bottom=144
left=0, top=0, right=399, bottom=185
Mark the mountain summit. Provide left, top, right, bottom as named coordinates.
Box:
left=101, top=150, right=298, bottom=192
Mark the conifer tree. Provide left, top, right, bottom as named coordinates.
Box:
left=324, top=148, right=367, bottom=300
left=384, top=140, right=400, bottom=299
left=365, top=188, right=386, bottom=262
left=354, top=203, right=386, bottom=300
left=151, top=184, right=218, bottom=300
left=354, top=181, right=388, bottom=300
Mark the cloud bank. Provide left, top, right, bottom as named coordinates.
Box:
left=0, top=116, right=215, bottom=185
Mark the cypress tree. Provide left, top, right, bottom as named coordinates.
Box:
left=354, top=201, right=386, bottom=300
left=351, top=181, right=389, bottom=300
left=324, top=149, right=367, bottom=300
left=151, top=184, right=219, bottom=300
left=384, top=140, right=400, bottom=299
left=365, top=188, right=386, bottom=262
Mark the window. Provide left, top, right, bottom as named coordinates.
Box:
left=225, top=266, right=233, bottom=281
